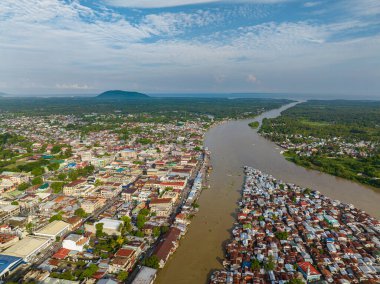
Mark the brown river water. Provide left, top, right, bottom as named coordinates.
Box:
left=155, top=102, right=380, bottom=284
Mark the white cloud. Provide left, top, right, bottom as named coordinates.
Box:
left=55, top=83, right=93, bottom=90
left=344, top=0, right=380, bottom=17
left=105, top=0, right=290, bottom=8
left=246, top=74, right=258, bottom=83
left=304, top=1, right=322, bottom=8
left=0, top=0, right=379, bottom=96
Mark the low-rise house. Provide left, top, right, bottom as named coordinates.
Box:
left=81, top=197, right=106, bottom=214
left=149, top=198, right=173, bottom=217
left=62, top=234, right=89, bottom=252
left=154, top=227, right=182, bottom=268
left=109, top=247, right=137, bottom=273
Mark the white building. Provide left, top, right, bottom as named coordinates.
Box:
left=85, top=218, right=123, bottom=236
left=62, top=234, right=89, bottom=252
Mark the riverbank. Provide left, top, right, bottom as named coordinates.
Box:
left=155, top=102, right=380, bottom=284
left=259, top=100, right=380, bottom=189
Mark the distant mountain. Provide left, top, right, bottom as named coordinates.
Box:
left=0, top=92, right=7, bottom=97
left=96, top=90, right=149, bottom=99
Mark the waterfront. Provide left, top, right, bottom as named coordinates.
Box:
left=155, top=102, right=380, bottom=284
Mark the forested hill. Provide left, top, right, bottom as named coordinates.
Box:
left=97, top=90, right=149, bottom=99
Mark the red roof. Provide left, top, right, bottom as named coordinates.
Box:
left=93, top=270, right=107, bottom=280
left=154, top=227, right=181, bottom=262
left=298, top=262, right=320, bottom=276
left=52, top=248, right=71, bottom=259
left=115, top=248, right=135, bottom=258
left=150, top=198, right=172, bottom=205
left=160, top=181, right=185, bottom=187
left=65, top=179, right=86, bottom=187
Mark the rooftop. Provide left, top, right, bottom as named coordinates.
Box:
left=132, top=266, right=157, bottom=284
left=1, top=236, right=51, bottom=259
left=35, top=220, right=70, bottom=236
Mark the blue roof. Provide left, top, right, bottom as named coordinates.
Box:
left=242, top=261, right=251, bottom=268
left=0, top=254, right=24, bottom=276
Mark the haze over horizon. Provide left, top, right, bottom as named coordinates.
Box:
left=0, top=0, right=379, bottom=97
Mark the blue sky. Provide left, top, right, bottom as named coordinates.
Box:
left=0, top=0, right=379, bottom=97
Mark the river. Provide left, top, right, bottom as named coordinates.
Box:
left=155, top=102, right=380, bottom=284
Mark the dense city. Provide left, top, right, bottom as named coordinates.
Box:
left=0, top=112, right=212, bottom=283
left=211, top=168, right=380, bottom=284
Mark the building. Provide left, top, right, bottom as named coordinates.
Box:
left=132, top=266, right=157, bottom=284
left=62, top=234, right=89, bottom=252
left=149, top=198, right=173, bottom=217
left=85, top=218, right=123, bottom=236
left=34, top=220, right=70, bottom=240
left=0, top=205, right=20, bottom=223
left=0, top=255, right=24, bottom=279
left=0, top=233, right=19, bottom=250
left=63, top=180, right=94, bottom=197
left=120, top=149, right=137, bottom=159
left=298, top=262, right=322, bottom=282
left=109, top=248, right=137, bottom=273
left=81, top=197, right=106, bottom=213
left=154, top=227, right=181, bottom=268
left=121, top=187, right=138, bottom=202
left=1, top=235, right=52, bottom=262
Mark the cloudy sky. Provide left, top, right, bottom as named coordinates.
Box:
left=0, top=0, right=379, bottom=97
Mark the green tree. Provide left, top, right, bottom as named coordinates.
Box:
left=117, top=271, right=129, bottom=282
left=136, top=214, right=146, bottom=230
left=49, top=213, right=63, bottom=223
left=32, top=176, right=43, bottom=185
left=31, top=167, right=45, bottom=176
left=288, top=278, right=304, bottom=284
left=160, top=225, right=169, bottom=235
left=144, top=255, right=160, bottom=269
left=121, top=216, right=132, bottom=232
left=11, top=201, right=19, bottom=205
left=50, top=182, right=64, bottom=193
left=264, top=255, right=276, bottom=271
left=251, top=258, right=261, bottom=271
left=139, top=208, right=150, bottom=216
left=303, top=188, right=312, bottom=195
left=153, top=227, right=161, bottom=237
left=192, top=202, right=200, bottom=208
left=248, top=121, right=260, bottom=129
left=81, top=263, right=98, bottom=279
left=74, top=208, right=87, bottom=218
left=94, top=179, right=103, bottom=187
left=57, top=173, right=67, bottom=181
left=51, top=145, right=62, bottom=154
left=17, top=182, right=30, bottom=191
left=275, top=231, right=289, bottom=240
left=48, top=163, right=60, bottom=171
left=68, top=170, right=78, bottom=181
left=95, top=222, right=104, bottom=237
left=26, top=222, right=34, bottom=234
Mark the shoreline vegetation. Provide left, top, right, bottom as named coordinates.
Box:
left=259, top=100, right=380, bottom=189
left=248, top=121, right=259, bottom=129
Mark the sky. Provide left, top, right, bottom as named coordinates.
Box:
left=0, top=0, right=379, bottom=97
